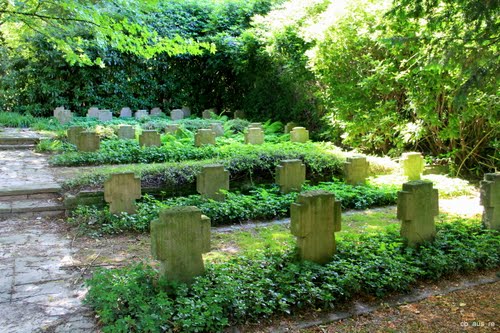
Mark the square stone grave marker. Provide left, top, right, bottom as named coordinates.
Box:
left=120, top=107, right=132, bottom=118
left=139, top=130, right=161, bottom=147
left=170, top=109, right=184, bottom=121
left=401, top=152, right=424, bottom=181
left=197, top=164, right=230, bottom=201
left=244, top=127, right=264, bottom=145
left=67, top=126, right=84, bottom=145
left=135, top=110, right=149, bottom=119
left=195, top=129, right=216, bottom=147
left=290, top=127, right=309, bottom=143
left=98, top=110, right=113, bottom=122
left=76, top=131, right=100, bottom=152
left=117, top=125, right=135, bottom=140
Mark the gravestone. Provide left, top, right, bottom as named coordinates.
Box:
left=234, top=110, right=245, bottom=119
left=202, top=109, right=215, bottom=119
left=401, top=152, right=424, bottom=181
left=276, top=159, right=306, bottom=194
left=248, top=123, right=262, bottom=129
left=139, top=130, right=161, bottom=147
left=343, top=155, right=369, bottom=185
left=165, top=124, right=181, bottom=136
left=151, top=206, right=211, bottom=283
left=135, top=110, right=149, bottom=119
left=480, top=173, right=500, bottom=230
left=194, top=129, right=216, bottom=147
left=120, top=107, right=132, bottom=118
left=182, top=106, right=191, bottom=117
left=104, top=172, right=141, bottom=214
left=67, top=126, right=84, bottom=145
left=170, top=109, right=184, bottom=121
left=54, top=108, right=73, bottom=125
left=291, top=190, right=342, bottom=264
left=76, top=131, right=100, bottom=152
left=197, top=164, right=230, bottom=201
left=284, top=122, right=298, bottom=134
left=87, top=107, right=99, bottom=118
left=53, top=106, right=64, bottom=119
left=98, top=110, right=113, bottom=122
left=210, top=123, right=224, bottom=137
left=150, top=107, right=164, bottom=117
left=117, top=125, right=135, bottom=139
left=397, top=181, right=439, bottom=247
left=244, top=127, right=264, bottom=145
left=290, top=127, right=309, bottom=143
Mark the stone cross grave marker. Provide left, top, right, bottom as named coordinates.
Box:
left=170, top=109, right=184, bottom=121
left=98, top=110, right=113, bottom=122
left=284, top=122, right=298, bottom=134
left=234, top=110, right=245, bottom=119
left=87, top=107, right=99, bottom=118
left=210, top=123, right=224, bottom=137
left=244, top=127, right=264, bottom=145
left=480, top=173, right=500, bottom=230
left=195, top=129, right=216, bottom=147
left=165, top=124, right=181, bottom=136
left=401, top=152, right=424, bottom=181
left=135, top=110, right=149, bottom=119
left=291, top=190, right=342, bottom=264
left=120, top=107, right=132, bottom=118
left=104, top=172, right=141, bottom=214
left=150, top=107, right=164, bottom=117
left=76, top=131, right=100, bottom=152
left=197, top=164, right=230, bottom=201
left=67, top=126, right=84, bottom=145
left=276, top=159, right=306, bottom=194
left=139, top=130, right=161, bottom=147
left=397, top=180, right=439, bottom=247
left=182, top=106, right=191, bottom=117
left=343, top=155, right=369, bottom=185
left=117, top=125, right=135, bottom=139
left=151, top=206, right=211, bottom=283
left=290, top=127, right=309, bottom=143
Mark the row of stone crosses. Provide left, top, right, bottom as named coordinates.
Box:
left=103, top=153, right=500, bottom=283
left=66, top=121, right=309, bottom=152
left=54, top=105, right=248, bottom=124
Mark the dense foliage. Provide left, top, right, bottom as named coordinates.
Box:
left=1, top=0, right=497, bottom=176
left=69, top=182, right=397, bottom=235
left=85, top=218, right=500, bottom=332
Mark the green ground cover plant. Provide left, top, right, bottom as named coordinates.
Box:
left=69, top=182, right=397, bottom=236
left=85, top=217, right=500, bottom=332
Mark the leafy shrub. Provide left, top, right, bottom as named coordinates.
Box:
left=85, top=218, right=500, bottom=332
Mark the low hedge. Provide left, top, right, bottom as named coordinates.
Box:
left=85, top=217, right=500, bottom=332
left=69, top=182, right=398, bottom=235
left=61, top=142, right=345, bottom=192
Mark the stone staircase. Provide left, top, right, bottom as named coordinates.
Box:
left=0, top=137, right=40, bottom=150
left=0, top=184, right=65, bottom=218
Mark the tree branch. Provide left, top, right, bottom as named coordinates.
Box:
left=0, top=9, right=100, bottom=26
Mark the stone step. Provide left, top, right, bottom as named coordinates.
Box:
left=0, top=198, right=65, bottom=218
left=0, top=144, right=37, bottom=150
left=0, top=137, right=41, bottom=145
left=0, top=184, right=62, bottom=201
